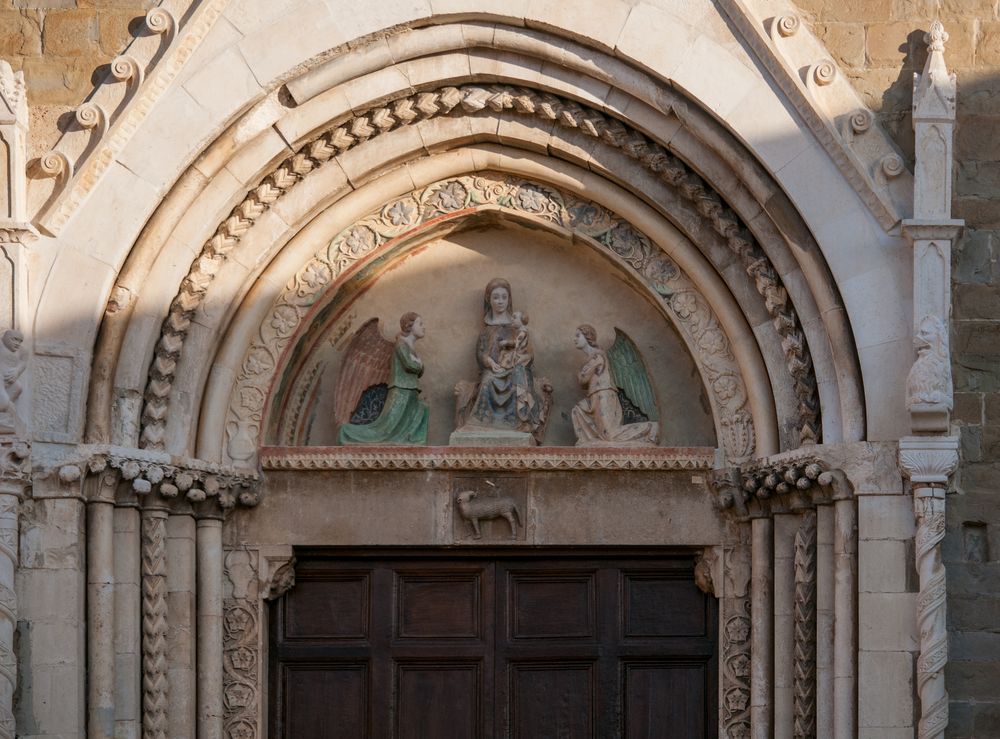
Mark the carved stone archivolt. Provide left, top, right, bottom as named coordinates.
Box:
left=139, top=84, right=821, bottom=457
left=228, top=174, right=756, bottom=463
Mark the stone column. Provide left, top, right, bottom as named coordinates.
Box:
left=792, top=509, right=817, bottom=739
left=772, top=511, right=796, bottom=739
left=0, top=443, right=28, bottom=739
left=814, top=505, right=835, bottom=733
left=750, top=516, right=773, bottom=738
left=708, top=469, right=752, bottom=739
left=87, top=468, right=119, bottom=739
left=720, top=540, right=751, bottom=739
left=197, top=511, right=223, bottom=739
left=900, top=437, right=959, bottom=739
left=825, top=471, right=857, bottom=739
left=141, top=502, right=170, bottom=739
left=166, top=506, right=197, bottom=739
left=899, top=21, right=962, bottom=739
left=114, top=490, right=142, bottom=739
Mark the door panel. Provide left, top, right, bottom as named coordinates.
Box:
left=271, top=551, right=716, bottom=738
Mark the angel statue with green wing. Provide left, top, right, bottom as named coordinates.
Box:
left=571, top=325, right=659, bottom=446
left=335, top=312, right=429, bottom=445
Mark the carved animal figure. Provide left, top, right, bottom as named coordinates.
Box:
left=455, top=490, right=521, bottom=540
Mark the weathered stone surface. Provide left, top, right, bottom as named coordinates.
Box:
left=43, top=10, right=101, bottom=57
left=0, top=10, right=43, bottom=57
left=813, top=22, right=866, bottom=69
left=799, top=0, right=893, bottom=23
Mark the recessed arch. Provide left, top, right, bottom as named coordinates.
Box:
left=73, top=15, right=897, bottom=464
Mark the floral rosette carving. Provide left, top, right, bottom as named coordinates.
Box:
left=226, top=174, right=755, bottom=463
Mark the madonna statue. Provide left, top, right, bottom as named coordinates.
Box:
left=452, top=278, right=552, bottom=444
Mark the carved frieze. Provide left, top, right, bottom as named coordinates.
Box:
left=260, top=445, right=715, bottom=471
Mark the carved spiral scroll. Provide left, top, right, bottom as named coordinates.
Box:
left=793, top=510, right=817, bottom=738
left=145, top=8, right=175, bottom=37
left=881, top=154, right=905, bottom=178
left=850, top=109, right=873, bottom=135
left=75, top=102, right=106, bottom=131
left=38, top=150, right=72, bottom=179
left=140, top=84, right=821, bottom=452
left=141, top=510, right=169, bottom=739
left=111, top=55, right=142, bottom=83
left=812, top=60, right=837, bottom=86
left=776, top=15, right=801, bottom=37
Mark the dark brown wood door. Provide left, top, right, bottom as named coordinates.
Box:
left=270, top=550, right=717, bottom=738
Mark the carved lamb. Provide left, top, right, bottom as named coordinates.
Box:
left=455, top=490, right=521, bottom=540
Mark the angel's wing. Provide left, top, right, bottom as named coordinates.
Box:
left=608, top=328, right=659, bottom=421
left=333, top=318, right=394, bottom=425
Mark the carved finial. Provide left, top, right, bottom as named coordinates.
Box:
left=0, top=61, right=26, bottom=125
left=925, top=20, right=948, bottom=54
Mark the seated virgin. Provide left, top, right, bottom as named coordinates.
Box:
left=452, top=278, right=552, bottom=446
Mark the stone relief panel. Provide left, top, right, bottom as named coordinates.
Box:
left=452, top=476, right=528, bottom=543
left=227, top=174, right=747, bottom=459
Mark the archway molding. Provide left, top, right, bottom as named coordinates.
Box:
left=57, top=12, right=913, bottom=463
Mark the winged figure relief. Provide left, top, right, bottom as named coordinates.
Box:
left=335, top=313, right=430, bottom=446
left=607, top=328, right=660, bottom=424
left=571, top=325, right=659, bottom=446
left=333, top=317, right=394, bottom=427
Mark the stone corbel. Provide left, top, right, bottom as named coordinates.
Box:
left=258, top=545, right=296, bottom=602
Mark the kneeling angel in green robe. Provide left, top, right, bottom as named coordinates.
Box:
left=337, top=312, right=429, bottom=445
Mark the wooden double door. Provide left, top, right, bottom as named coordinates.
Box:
left=270, top=550, right=717, bottom=738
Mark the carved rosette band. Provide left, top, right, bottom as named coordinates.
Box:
left=223, top=547, right=295, bottom=739
left=0, top=441, right=29, bottom=739
left=900, top=437, right=959, bottom=739
left=721, top=540, right=752, bottom=739
left=143, top=83, right=821, bottom=457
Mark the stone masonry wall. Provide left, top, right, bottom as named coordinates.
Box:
left=0, top=0, right=156, bottom=157
left=795, top=1, right=1000, bottom=735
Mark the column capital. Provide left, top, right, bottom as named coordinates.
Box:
left=901, top=219, right=964, bottom=243
left=899, top=436, right=959, bottom=487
